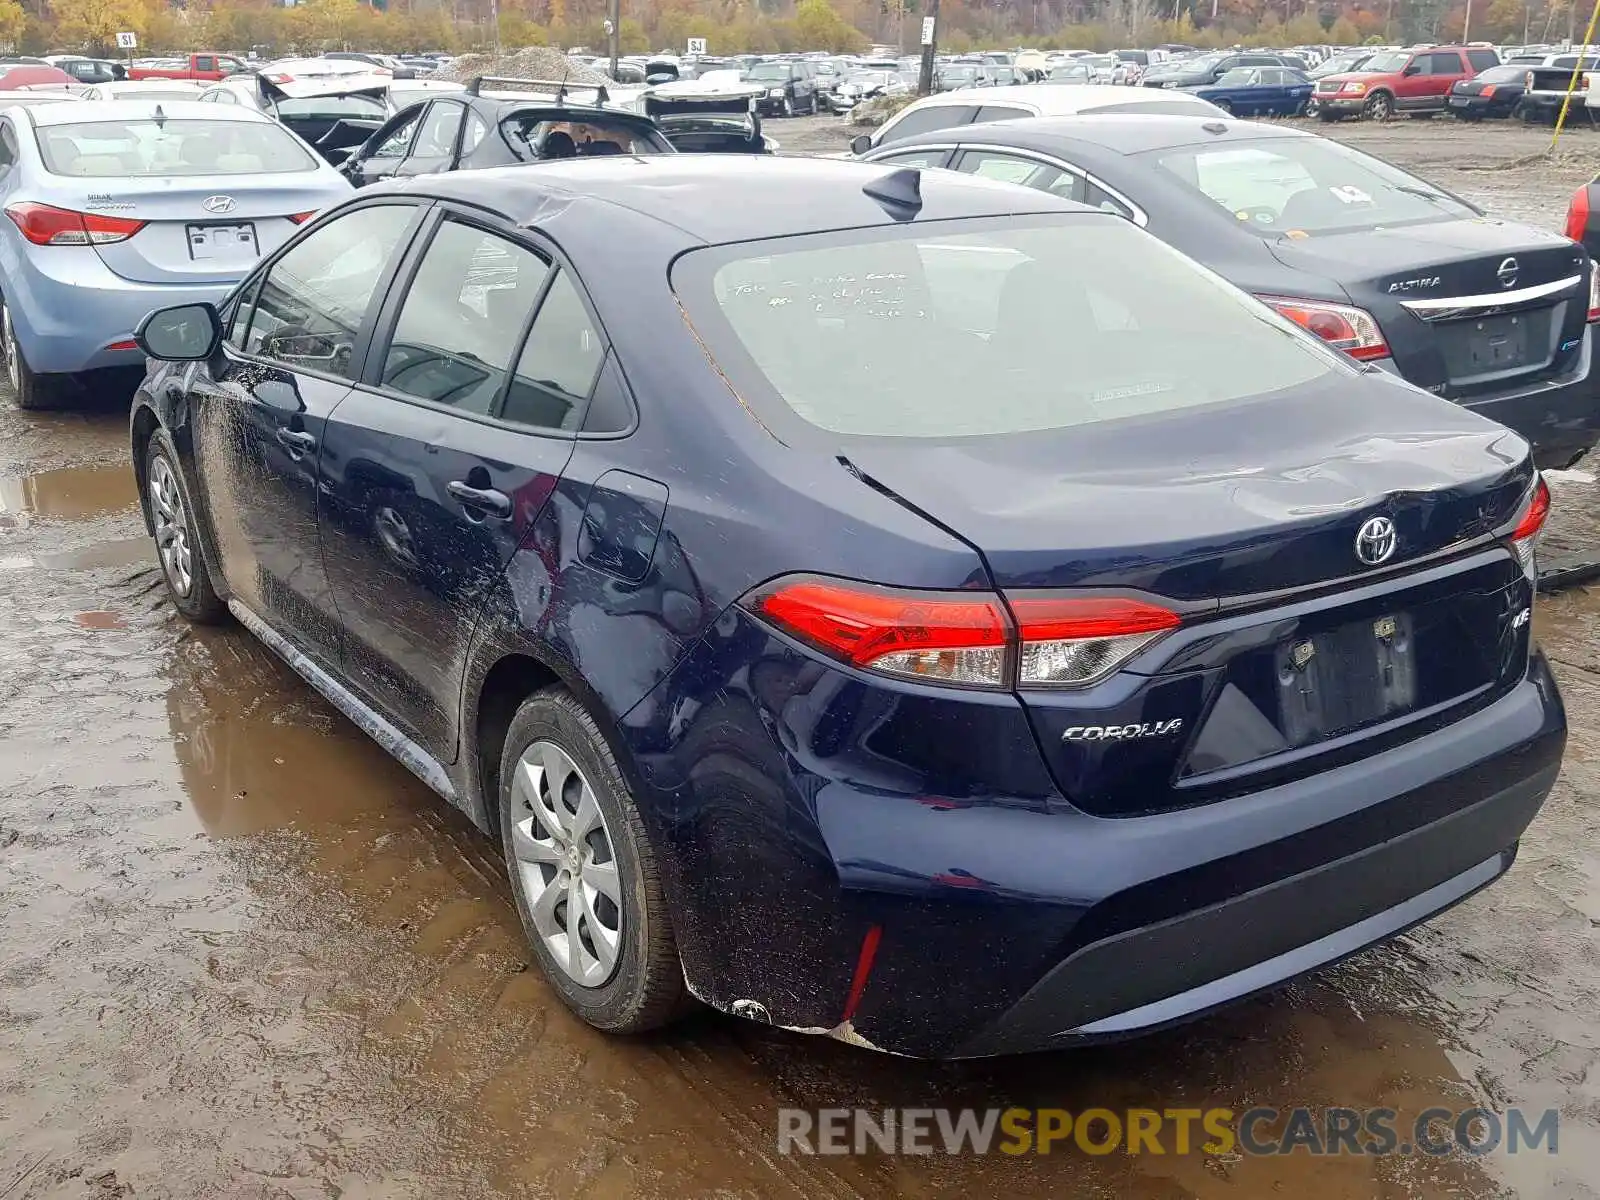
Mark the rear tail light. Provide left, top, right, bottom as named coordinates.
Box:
left=1589, top=260, right=1600, bottom=322
left=1508, top=474, right=1551, bottom=577
left=288, top=210, right=318, bottom=224
left=745, top=576, right=1181, bottom=690
left=1565, top=183, right=1589, bottom=243
left=5, top=202, right=145, bottom=246
left=1259, top=294, right=1389, bottom=361
left=1480, top=84, right=1497, bottom=97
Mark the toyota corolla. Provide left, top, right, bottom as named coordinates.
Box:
left=127, top=157, right=1564, bottom=1057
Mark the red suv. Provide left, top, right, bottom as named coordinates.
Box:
left=1315, top=45, right=1501, bottom=121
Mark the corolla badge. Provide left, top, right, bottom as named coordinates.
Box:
left=1355, top=516, right=1397, bottom=566
left=201, top=195, right=237, bottom=214
left=1497, top=256, right=1519, bottom=289
left=1062, top=720, right=1184, bottom=743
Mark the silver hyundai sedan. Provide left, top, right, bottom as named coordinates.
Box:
left=0, top=99, right=352, bottom=408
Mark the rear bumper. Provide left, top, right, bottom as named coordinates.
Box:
left=626, top=607, right=1566, bottom=1058
left=3, top=245, right=236, bottom=375
left=1370, top=326, right=1600, bottom=467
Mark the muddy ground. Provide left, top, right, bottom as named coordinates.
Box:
left=3, top=117, right=1600, bottom=1200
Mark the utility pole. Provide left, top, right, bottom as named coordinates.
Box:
left=1462, top=0, right=1471, bottom=41
left=489, top=0, right=501, bottom=54
left=607, top=0, right=620, bottom=79
left=916, top=0, right=939, bottom=96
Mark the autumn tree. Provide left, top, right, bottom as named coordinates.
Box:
left=0, top=0, right=25, bottom=49
left=50, top=0, right=147, bottom=54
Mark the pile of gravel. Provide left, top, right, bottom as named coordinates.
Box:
left=435, top=47, right=612, bottom=88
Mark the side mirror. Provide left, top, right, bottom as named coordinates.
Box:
left=850, top=133, right=872, bottom=155
left=135, top=303, right=221, bottom=361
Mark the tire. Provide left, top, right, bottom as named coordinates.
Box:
left=144, top=429, right=227, bottom=623
left=1, top=296, right=63, bottom=411
left=1304, top=97, right=1320, bottom=118
left=1363, top=90, right=1394, bottom=121
left=1214, top=98, right=1233, bottom=114
left=498, top=687, right=686, bottom=1034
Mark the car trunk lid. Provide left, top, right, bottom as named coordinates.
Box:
left=842, top=374, right=1536, bottom=816
left=86, top=178, right=335, bottom=284
left=1270, top=219, right=1589, bottom=400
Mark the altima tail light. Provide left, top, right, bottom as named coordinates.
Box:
left=1566, top=183, right=1589, bottom=243
left=1507, top=475, right=1551, bottom=578
left=745, top=576, right=1181, bottom=690
left=5, top=202, right=145, bottom=245
left=1258, top=294, right=1389, bottom=361
left=288, top=210, right=318, bottom=224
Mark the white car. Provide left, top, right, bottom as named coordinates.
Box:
left=850, top=84, right=1229, bottom=156
left=80, top=80, right=206, bottom=102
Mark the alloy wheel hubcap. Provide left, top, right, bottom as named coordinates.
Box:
left=510, top=740, right=623, bottom=987
left=150, top=455, right=194, bottom=597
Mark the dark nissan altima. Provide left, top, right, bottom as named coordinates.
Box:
left=128, top=156, right=1564, bottom=1058
left=865, top=114, right=1600, bottom=468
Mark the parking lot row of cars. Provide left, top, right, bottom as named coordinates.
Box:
left=0, top=46, right=1591, bottom=1057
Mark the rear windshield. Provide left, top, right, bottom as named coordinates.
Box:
left=673, top=216, right=1337, bottom=440
left=1474, top=64, right=1528, bottom=82
left=500, top=115, right=667, bottom=159
left=36, top=119, right=318, bottom=176
left=275, top=94, right=386, bottom=119
left=1147, top=136, right=1475, bottom=236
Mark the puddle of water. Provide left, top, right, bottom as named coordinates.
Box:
left=0, top=463, right=138, bottom=521
left=72, top=610, right=126, bottom=630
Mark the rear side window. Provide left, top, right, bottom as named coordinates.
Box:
left=1467, top=49, right=1500, bottom=71
left=674, top=217, right=1335, bottom=440
left=242, top=204, right=415, bottom=378
left=413, top=102, right=464, bottom=158
left=379, top=220, right=549, bottom=414
left=35, top=119, right=317, bottom=176
left=503, top=269, right=604, bottom=431
left=879, top=103, right=977, bottom=145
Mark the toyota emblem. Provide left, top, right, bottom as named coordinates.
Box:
left=201, top=195, right=236, bottom=215
left=1355, top=516, right=1397, bottom=566
left=1496, top=256, right=1519, bottom=289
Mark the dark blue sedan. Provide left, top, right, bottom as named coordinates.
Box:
left=1187, top=65, right=1314, bottom=116
left=127, top=156, right=1563, bottom=1058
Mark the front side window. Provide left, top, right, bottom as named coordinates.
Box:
left=35, top=119, right=317, bottom=176
left=674, top=216, right=1337, bottom=440
left=371, top=109, right=422, bottom=158
left=879, top=103, right=976, bottom=145
left=380, top=221, right=549, bottom=415
left=243, top=204, right=415, bottom=377
left=1150, top=136, right=1474, bottom=236
left=1421, top=52, right=1463, bottom=75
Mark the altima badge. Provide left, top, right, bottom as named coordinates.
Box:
left=1355, top=516, right=1397, bottom=566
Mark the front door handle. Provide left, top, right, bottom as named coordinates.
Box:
left=276, top=428, right=316, bottom=454
left=447, top=480, right=512, bottom=519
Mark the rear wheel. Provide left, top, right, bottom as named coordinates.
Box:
left=1, top=298, right=62, bottom=411
left=1363, top=90, right=1394, bottom=121
left=498, top=687, right=686, bottom=1033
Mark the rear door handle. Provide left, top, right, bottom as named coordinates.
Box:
left=276, top=428, right=316, bottom=454
left=447, top=480, right=512, bottom=519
